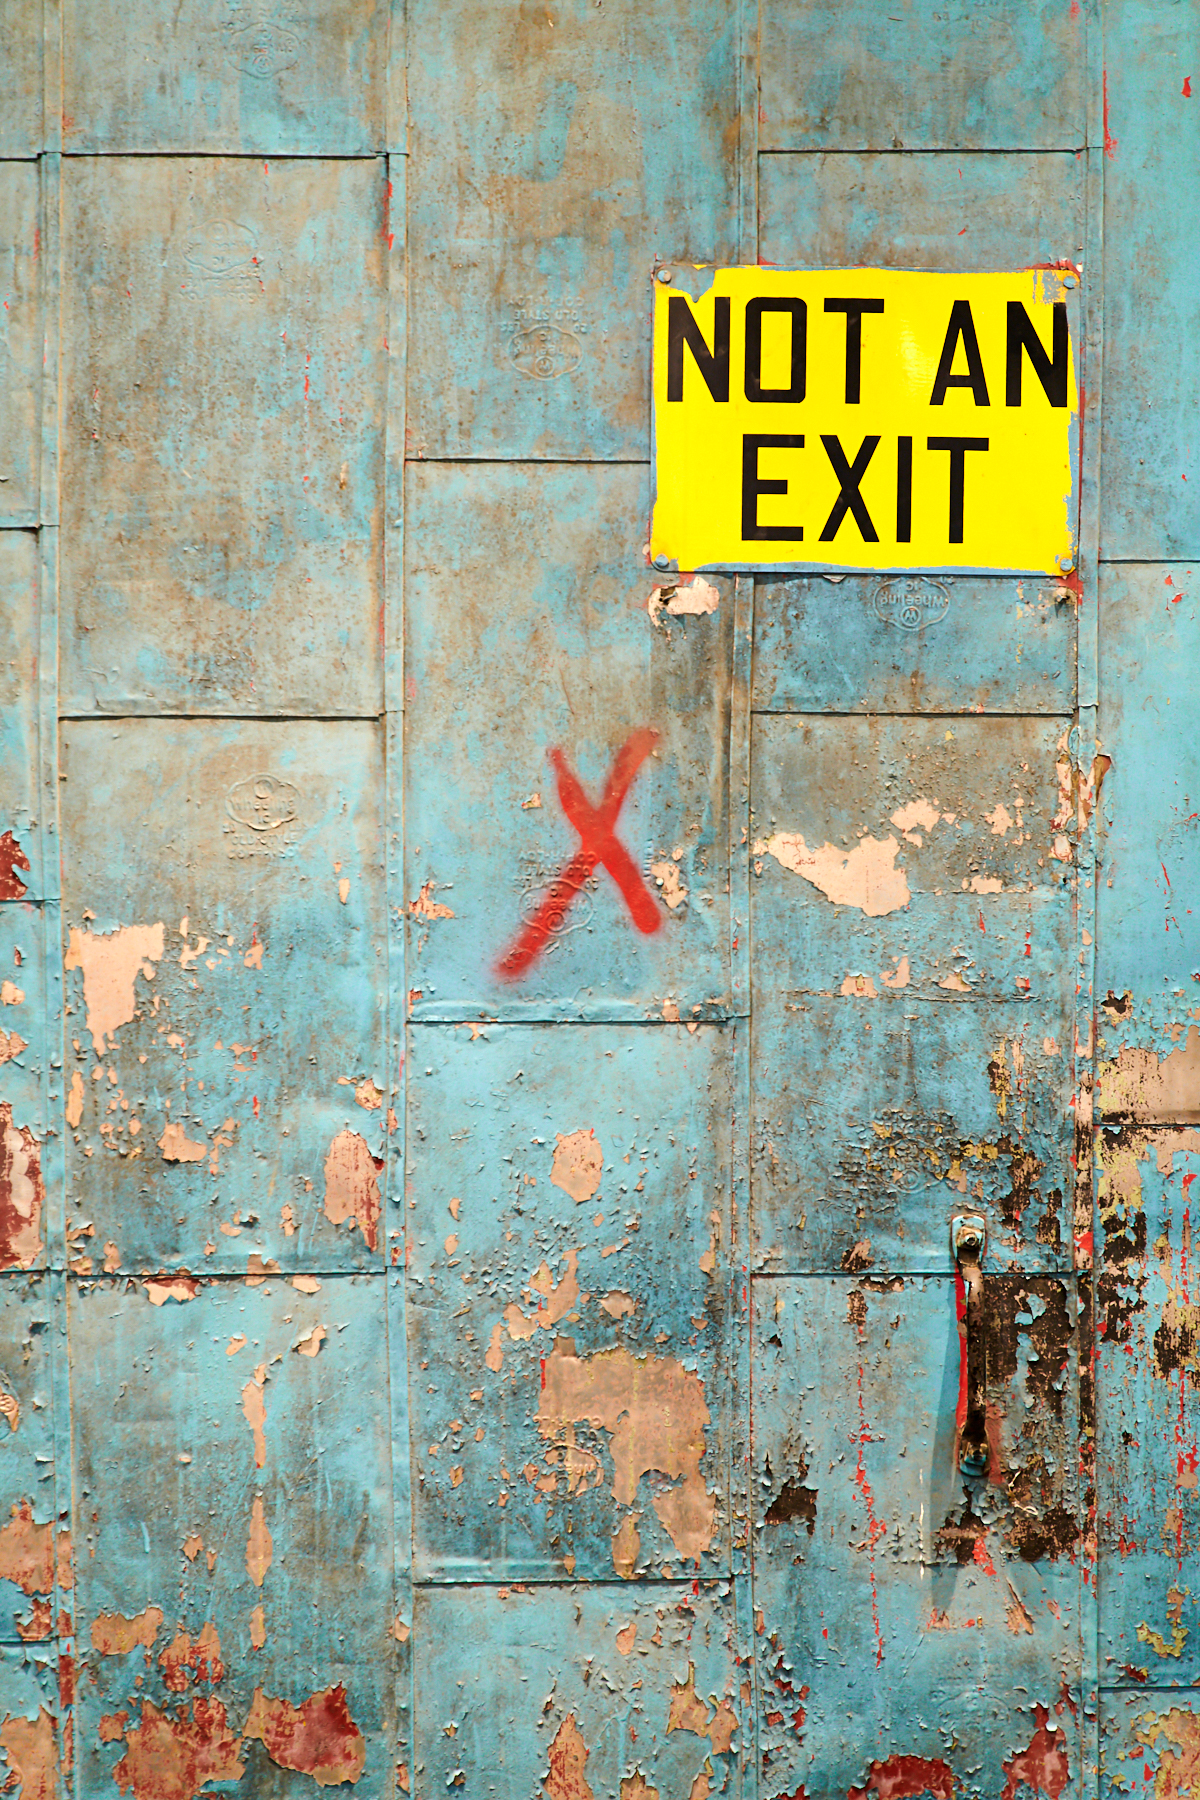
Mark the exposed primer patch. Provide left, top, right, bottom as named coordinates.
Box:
left=0, top=1105, right=44, bottom=1271
left=0, top=832, right=30, bottom=900
left=649, top=856, right=689, bottom=910
left=754, top=833, right=910, bottom=917
left=0, top=1705, right=56, bottom=1800
left=620, top=1775, right=658, bottom=1800
left=64, top=922, right=165, bottom=1054
left=241, top=1368, right=268, bottom=1468
left=1136, top=1705, right=1200, bottom=1799
left=250, top=1606, right=266, bottom=1649
left=242, top=1685, right=365, bottom=1786
left=504, top=1250, right=582, bottom=1340
left=1100, top=1026, right=1200, bottom=1122
left=1001, top=1705, right=1070, bottom=1800
left=848, top=1755, right=955, bottom=1800
left=891, top=798, right=940, bottom=843
left=91, top=1606, right=163, bottom=1655
left=0, top=1029, right=27, bottom=1064
left=544, top=1713, right=594, bottom=1800
left=0, top=1500, right=53, bottom=1595
left=648, top=575, right=720, bottom=623
left=667, top=1665, right=737, bottom=1753
left=0, top=1378, right=19, bottom=1433
left=323, top=1131, right=383, bottom=1251
left=246, top=1495, right=273, bottom=1588
left=538, top=1341, right=715, bottom=1571
left=112, top=1698, right=244, bottom=1800
left=840, top=973, right=878, bottom=998
left=65, top=1072, right=84, bottom=1128
left=143, top=1274, right=198, bottom=1306
left=158, top=1122, right=206, bottom=1165
left=409, top=882, right=455, bottom=919
left=293, top=1324, right=326, bottom=1357
left=551, top=1130, right=604, bottom=1204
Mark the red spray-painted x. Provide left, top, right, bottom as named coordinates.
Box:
left=496, top=729, right=662, bottom=980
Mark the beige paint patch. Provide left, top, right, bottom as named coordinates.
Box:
left=0, top=1502, right=52, bottom=1597
left=246, top=1495, right=273, bottom=1589
left=0, top=1029, right=27, bottom=1064
left=0, top=981, right=24, bottom=1006
left=91, top=1605, right=164, bottom=1655
left=600, top=1291, right=636, bottom=1318
left=244, top=934, right=264, bottom=970
left=293, top=1324, right=326, bottom=1358
left=649, top=857, right=688, bottom=910
left=485, top=1322, right=504, bottom=1373
left=539, top=1342, right=715, bottom=1570
left=0, top=1383, right=18, bottom=1433
left=968, top=875, right=1004, bottom=895
left=0, top=1705, right=57, bottom=1800
left=0, top=1106, right=44, bottom=1272
left=880, top=955, right=911, bottom=989
left=250, top=1605, right=266, bottom=1649
left=506, top=1250, right=583, bottom=1340
left=612, top=1514, right=641, bottom=1579
left=323, top=1130, right=383, bottom=1252
left=551, top=1130, right=604, bottom=1204
left=840, top=973, right=878, bottom=998
left=755, top=833, right=910, bottom=917
left=158, top=1121, right=206, bottom=1164
left=64, top=922, right=165, bottom=1054
left=354, top=1079, right=383, bottom=1111
left=620, top=1775, right=659, bottom=1800
left=409, top=882, right=455, bottom=919
left=544, top=1714, right=595, bottom=1800
left=891, top=798, right=940, bottom=843
left=143, top=1275, right=198, bottom=1306
left=985, top=803, right=1014, bottom=835
left=1101, top=1025, right=1200, bottom=1123
left=616, top=1622, right=637, bottom=1655
left=242, top=1366, right=267, bottom=1468
left=291, top=1274, right=321, bottom=1294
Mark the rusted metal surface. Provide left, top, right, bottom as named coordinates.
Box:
left=0, top=3, right=1194, bottom=1797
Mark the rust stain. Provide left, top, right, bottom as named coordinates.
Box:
left=538, top=1340, right=715, bottom=1569
left=323, top=1129, right=383, bottom=1250
left=64, top=922, right=165, bottom=1053
left=1001, top=1706, right=1070, bottom=1799
left=159, top=1624, right=224, bottom=1692
left=544, top=1714, right=595, bottom=1800
left=91, top=1605, right=164, bottom=1656
left=15, top=1596, right=53, bottom=1641
left=0, top=1705, right=57, bottom=1800
left=0, top=1104, right=45, bottom=1271
left=0, top=831, right=31, bottom=900
left=242, top=1684, right=366, bottom=1786
left=112, top=1699, right=244, bottom=1800
left=0, top=1501, right=53, bottom=1596
left=550, top=1129, right=604, bottom=1203
left=848, top=1756, right=955, bottom=1800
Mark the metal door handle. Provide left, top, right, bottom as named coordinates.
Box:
left=952, top=1215, right=988, bottom=1476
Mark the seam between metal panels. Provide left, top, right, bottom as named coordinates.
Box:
left=759, top=145, right=1089, bottom=157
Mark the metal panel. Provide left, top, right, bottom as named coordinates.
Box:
left=59, top=156, right=388, bottom=717
left=1096, top=1129, right=1200, bottom=1683
left=405, top=1022, right=733, bottom=1582
left=753, top=1275, right=1081, bottom=1800
left=752, top=999, right=1074, bottom=1275
left=0, top=1277, right=59, bottom=1644
left=406, top=0, right=738, bottom=460
left=1095, top=564, right=1200, bottom=1122
left=0, top=1648, right=60, bottom=1795
left=404, top=463, right=732, bottom=1021
left=0, top=905, right=53, bottom=1283
left=414, top=1582, right=745, bottom=1798
left=754, top=574, right=1077, bottom=716
left=0, top=2, right=45, bottom=158
left=759, top=152, right=1085, bottom=271
left=0, top=534, right=45, bottom=905
left=0, top=166, right=43, bottom=528
left=69, top=1271, right=397, bottom=1795
left=59, top=718, right=387, bottom=1275
left=759, top=0, right=1083, bottom=152
left=61, top=0, right=389, bottom=155
left=1100, top=1690, right=1200, bottom=1796
left=1100, top=1, right=1200, bottom=559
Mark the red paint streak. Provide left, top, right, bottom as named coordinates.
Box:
left=252, top=1096, right=260, bottom=1119
left=496, top=730, right=662, bottom=980
left=848, top=1755, right=955, bottom=1800
left=0, top=831, right=30, bottom=900
left=303, top=353, right=310, bottom=400
left=1184, top=77, right=1193, bottom=97
left=851, top=1343, right=886, bottom=1667
left=972, top=1536, right=996, bottom=1577
left=1103, top=70, right=1118, bottom=158
left=978, top=910, right=986, bottom=933
left=1162, top=862, right=1172, bottom=888
left=1069, top=0, right=1080, bottom=15
left=1001, top=1704, right=1070, bottom=1800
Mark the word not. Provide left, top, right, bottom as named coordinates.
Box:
left=497, top=731, right=661, bottom=980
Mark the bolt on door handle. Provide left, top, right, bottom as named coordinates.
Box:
left=952, top=1214, right=988, bottom=1477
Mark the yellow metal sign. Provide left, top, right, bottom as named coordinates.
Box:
left=650, top=267, right=1079, bottom=576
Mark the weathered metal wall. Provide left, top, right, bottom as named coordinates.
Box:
left=0, top=3, right=1196, bottom=1798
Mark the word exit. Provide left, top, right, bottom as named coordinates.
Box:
left=650, top=267, right=1079, bottom=575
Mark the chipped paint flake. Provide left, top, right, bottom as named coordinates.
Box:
left=242, top=1367, right=268, bottom=1468
left=409, top=881, right=455, bottom=918
left=293, top=1324, right=327, bottom=1357
left=0, top=1500, right=53, bottom=1595
left=0, top=1105, right=44, bottom=1271
left=0, top=1706, right=57, bottom=1800
left=157, top=1121, right=206, bottom=1165
left=649, top=857, right=688, bottom=910
left=544, top=1714, right=595, bottom=1800
left=754, top=833, right=910, bottom=916
left=90, top=1606, right=164, bottom=1655
left=64, top=922, right=165, bottom=1054
left=246, top=1494, right=273, bottom=1589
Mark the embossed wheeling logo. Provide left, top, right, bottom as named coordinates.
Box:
left=508, top=324, right=584, bottom=381
left=224, top=774, right=301, bottom=860
left=871, top=575, right=951, bottom=631
left=224, top=16, right=300, bottom=78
